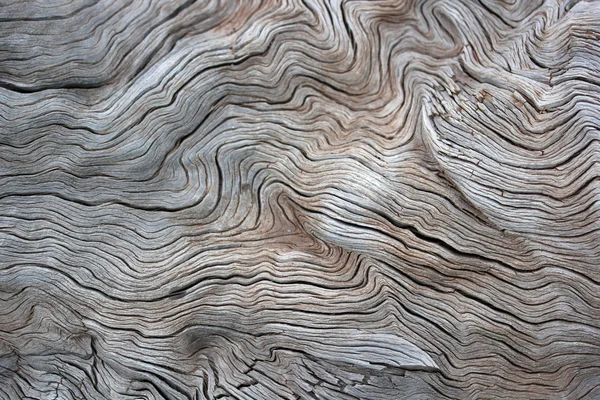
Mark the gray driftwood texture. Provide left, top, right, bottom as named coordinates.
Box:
left=1, top=0, right=599, bottom=399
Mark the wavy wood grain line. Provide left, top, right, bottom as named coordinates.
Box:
left=1, top=0, right=599, bottom=399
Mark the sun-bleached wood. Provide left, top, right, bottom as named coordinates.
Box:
left=0, top=0, right=599, bottom=399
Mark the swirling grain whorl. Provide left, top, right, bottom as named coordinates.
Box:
left=1, top=0, right=599, bottom=399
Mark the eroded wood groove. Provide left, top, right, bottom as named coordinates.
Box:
left=0, top=0, right=599, bottom=399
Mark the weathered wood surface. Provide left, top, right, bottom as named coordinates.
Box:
left=1, top=0, right=599, bottom=399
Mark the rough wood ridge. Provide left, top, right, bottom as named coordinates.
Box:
left=1, top=0, right=599, bottom=399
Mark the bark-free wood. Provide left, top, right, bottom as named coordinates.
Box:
left=1, top=0, right=599, bottom=399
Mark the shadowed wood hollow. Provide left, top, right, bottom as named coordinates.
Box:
left=0, top=0, right=599, bottom=399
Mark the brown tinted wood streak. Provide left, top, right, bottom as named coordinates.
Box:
left=0, top=0, right=598, bottom=399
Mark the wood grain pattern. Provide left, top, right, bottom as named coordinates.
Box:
left=1, top=0, right=599, bottom=399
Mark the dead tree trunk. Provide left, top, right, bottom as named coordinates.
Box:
left=1, top=0, right=599, bottom=399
